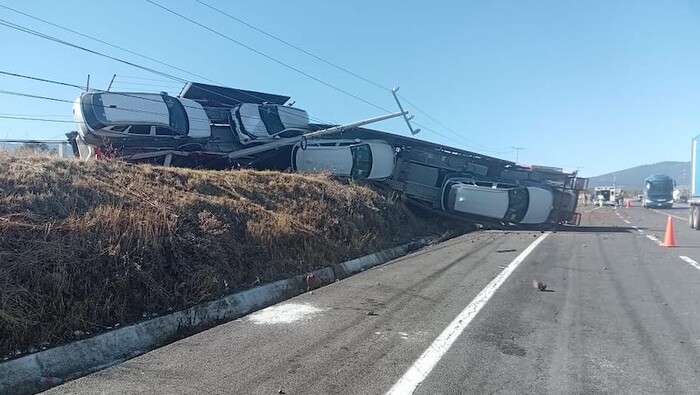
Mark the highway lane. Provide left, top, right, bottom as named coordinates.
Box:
left=47, top=231, right=543, bottom=394
left=415, top=206, right=700, bottom=394
left=47, top=207, right=700, bottom=394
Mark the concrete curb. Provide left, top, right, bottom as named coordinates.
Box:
left=1, top=238, right=429, bottom=395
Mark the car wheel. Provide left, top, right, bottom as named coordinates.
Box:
left=690, top=207, right=695, bottom=228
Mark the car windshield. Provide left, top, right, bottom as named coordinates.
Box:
left=646, top=181, right=673, bottom=198
left=81, top=93, right=107, bottom=131
left=162, top=95, right=188, bottom=135
left=350, top=144, right=373, bottom=178
left=504, top=187, right=529, bottom=222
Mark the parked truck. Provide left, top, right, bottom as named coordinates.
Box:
left=688, top=135, right=700, bottom=229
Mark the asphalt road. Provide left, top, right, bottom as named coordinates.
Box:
left=47, top=205, right=700, bottom=394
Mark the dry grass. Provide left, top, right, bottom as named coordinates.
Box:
left=0, top=152, right=455, bottom=354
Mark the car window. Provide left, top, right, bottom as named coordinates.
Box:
left=128, top=125, right=151, bottom=135
left=155, top=127, right=178, bottom=136
left=258, top=104, right=285, bottom=135
left=81, top=93, right=107, bottom=131
left=505, top=188, right=529, bottom=222
left=162, top=95, right=188, bottom=135
left=110, top=125, right=128, bottom=132
left=350, top=144, right=373, bottom=178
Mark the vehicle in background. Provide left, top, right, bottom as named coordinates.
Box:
left=72, top=92, right=211, bottom=146
left=593, top=186, right=620, bottom=206
left=231, top=103, right=310, bottom=145
left=441, top=177, right=554, bottom=225
left=291, top=139, right=395, bottom=179
left=673, top=186, right=689, bottom=203
left=689, top=136, right=700, bottom=229
left=642, top=174, right=674, bottom=208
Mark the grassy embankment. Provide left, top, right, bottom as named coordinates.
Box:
left=0, top=152, right=459, bottom=355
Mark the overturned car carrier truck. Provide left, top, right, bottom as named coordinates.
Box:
left=386, top=144, right=587, bottom=226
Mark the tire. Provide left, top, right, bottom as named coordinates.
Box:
left=690, top=207, right=695, bottom=228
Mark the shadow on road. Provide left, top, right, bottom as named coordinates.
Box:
left=550, top=226, right=639, bottom=233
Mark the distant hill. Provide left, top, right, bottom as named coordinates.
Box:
left=588, top=161, right=691, bottom=190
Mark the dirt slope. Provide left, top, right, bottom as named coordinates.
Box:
left=0, top=153, right=458, bottom=355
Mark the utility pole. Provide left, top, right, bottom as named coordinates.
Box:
left=511, top=146, right=524, bottom=163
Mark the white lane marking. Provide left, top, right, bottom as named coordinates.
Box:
left=650, top=208, right=686, bottom=222
left=632, top=226, right=644, bottom=234
left=385, top=232, right=551, bottom=395
left=646, top=235, right=663, bottom=246
left=248, top=303, right=324, bottom=324
left=623, top=219, right=631, bottom=224
left=679, top=256, right=700, bottom=271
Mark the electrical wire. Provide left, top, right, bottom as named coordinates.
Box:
left=0, top=115, right=75, bottom=123
left=144, top=0, right=391, bottom=114
left=0, top=70, right=85, bottom=90
left=0, top=4, right=510, bottom=155
left=0, top=13, right=328, bottom=124
left=194, top=0, right=392, bottom=92
left=0, top=4, right=220, bottom=85
left=191, top=0, right=512, bottom=155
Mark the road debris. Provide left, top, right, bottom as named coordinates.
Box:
left=533, top=280, right=547, bottom=291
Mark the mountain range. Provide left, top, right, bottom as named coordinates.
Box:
left=588, top=161, right=691, bottom=190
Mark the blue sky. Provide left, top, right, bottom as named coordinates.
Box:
left=1, top=0, right=700, bottom=176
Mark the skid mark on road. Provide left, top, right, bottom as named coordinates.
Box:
left=385, top=232, right=551, bottom=395
left=679, top=256, right=700, bottom=272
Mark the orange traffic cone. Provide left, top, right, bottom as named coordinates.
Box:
left=663, top=215, right=676, bottom=247
left=626, top=199, right=631, bottom=208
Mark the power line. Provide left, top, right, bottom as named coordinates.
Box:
left=0, top=12, right=328, bottom=124
left=0, top=89, right=72, bottom=104
left=0, top=113, right=72, bottom=118
left=190, top=3, right=514, bottom=155
left=194, top=0, right=391, bottom=92
left=0, top=115, right=75, bottom=123
left=144, top=0, right=391, bottom=114
left=0, top=18, right=181, bottom=82
left=0, top=70, right=85, bottom=90
left=1, top=4, right=508, bottom=155
left=191, top=0, right=513, bottom=155
left=0, top=4, right=221, bottom=85
left=398, top=94, right=512, bottom=154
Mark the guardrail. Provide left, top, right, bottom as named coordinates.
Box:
left=0, top=139, right=71, bottom=157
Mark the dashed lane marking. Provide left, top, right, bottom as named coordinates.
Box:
left=646, top=234, right=663, bottom=246
left=679, top=256, right=700, bottom=271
